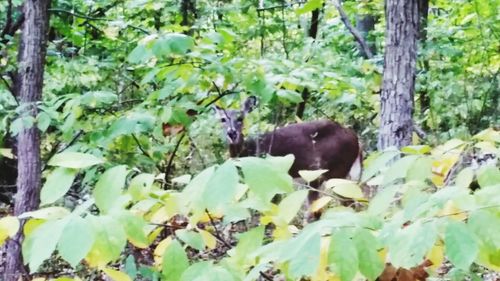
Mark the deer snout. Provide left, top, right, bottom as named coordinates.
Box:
left=227, top=129, right=239, bottom=143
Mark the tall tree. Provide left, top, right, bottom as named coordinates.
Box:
left=378, top=0, right=419, bottom=149
left=3, top=0, right=51, bottom=279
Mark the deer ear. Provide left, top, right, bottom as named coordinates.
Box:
left=242, top=96, right=257, bottom=114
left=212, top=105, right=224, bottom=118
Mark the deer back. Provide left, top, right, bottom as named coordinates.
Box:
left=240, top=120, right=361, bottom=180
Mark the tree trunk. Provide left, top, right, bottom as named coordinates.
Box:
left=3, top=0, right=51, bottom=280
left=180, top=0, right=197, bottom=35
left=378, top=0, right=419, bottom=149
left=356, top=14, right=377, bottom=57
left=296, top=8, right=320, bottom=119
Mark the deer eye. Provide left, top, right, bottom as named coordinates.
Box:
left=220, top=117, right=226, bottom=122
left=237, top=116, right=243, bottom=122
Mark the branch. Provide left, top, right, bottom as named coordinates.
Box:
left=164, top=132, right=186, bottom=185
left=131, top=133, right=163, bottom=171
left=205, top=209, right=232, bottom=248
left=331, top=0, right=374, bottom=59
left=48, top=8, right=150, bottom=34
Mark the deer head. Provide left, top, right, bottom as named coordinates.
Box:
left=213, top=96, right=257, bottom=150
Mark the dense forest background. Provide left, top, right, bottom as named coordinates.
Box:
left=0, top=0, right=499, bottom=280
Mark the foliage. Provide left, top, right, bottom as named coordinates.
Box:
left=0, top=0, right=499, bottom=280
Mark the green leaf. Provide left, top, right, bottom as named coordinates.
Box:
left=153, top=34, right=194, bottom=57
left=477, top=166, right=500, bottom=188
left=296, top=0, right=323, bottom=15
left=233, top=226, right=265, bottom=265
left=93, top=165, right=128, bottom=213
left=128, top=44, right=152, bottom=63
left=445, top=220, right=479, bottom=270
left=203, top=160, right=239, bottom=211
left=288, top=231, right=321, bottom=278
left=48, top=152, right=104, bottom=169
left=388, top=221, right=438, bottom=268
left=329, top=229, right=358, bottom=281
left=118, top=211, right=149, bottom=248
left=128, top=173, right=155, bottom=201
left=406, top=156, right=433, bottom=182
left=277, top=190, right=308, bottom=223
left=368, top=184, right=400, bottom=216
left=240, top=157, right=293, bottom=203
left=353, top=229, right=384, bottom=281
left=175, top=229, right=205, bottom=251
left=382, top=155, right=419, bottom=185
left=37, top=111, right=51, bottom=132
left=57, top=216, right=94, bottom=267
left=86, top=215, right=127, bottom=266
left=23, top=218, right=68, bottom=272
left=180, top=261, right=212, bottom=281
left=162, top=240, right=189, bottom=281
left=108, top=112, right=155, bottom=138
left=362, top=149, right=400, bottom=182
left=40, top=167, right=78, bottom=205
left=455, top=167, right=474, bottom=188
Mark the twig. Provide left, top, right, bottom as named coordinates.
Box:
left=332, top=0, right=374, bottom=59
left=259, top=271, right=273, bottom=281
left=132, top=133, right=163, bottom=171
left=164, top=132, right=186, bottom=185
left=205, top=209, right=232, bottom=248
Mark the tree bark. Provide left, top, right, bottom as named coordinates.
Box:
left=3, top=0, right=51, bottom=280
left=378, top=0, right=419, bottom=149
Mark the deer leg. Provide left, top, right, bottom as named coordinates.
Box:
left=305, top=179, right=322, bottom=222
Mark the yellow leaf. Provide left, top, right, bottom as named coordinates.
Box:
left=431, top=149, right=463, bottom=187
left=473, top=128, right=500, bottom=142
left=103, top=268, right=132, bottom=281
left=54, top=277, right=80, bottom=281
left=312, top=236, right=336, bottom=281
left=150, top=206, right=171, bottom=224
left=426, top=244, right=444, bottom=272
left=259, top=215, right=273, bottom=225
left=273, top=225, right=292, bottom=240
left=23, top=218, right=44, bottom=236
left=0, top=216, right=20, bottom=239
left=148, top=226, right=164, bottom=243
left=438, top=200, right=467, bottom=221
left=298, top=169, right=328, bottom=182
left=154, top=236, right=173, bottom=268
left=325, top=179, right=364, bottom=199
left=198, top=229, right=217, bottom=249
left=310, top=196, right=333, bottom=213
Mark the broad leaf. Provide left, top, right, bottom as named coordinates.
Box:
left=48, top=152, right=104, bottom=169
left=57, top=216, right=94, bottom=267
left=329, top=229, right=358, bottom=281
left=162, top=240, right=189, bottom=281
left=93, top=165, right=128, bottom=213
left=445, top=220, right=478, bottom=270
left=40, top=167, right=78, bottom=205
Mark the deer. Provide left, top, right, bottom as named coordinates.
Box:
left=214, top=96, right=362, bottom=220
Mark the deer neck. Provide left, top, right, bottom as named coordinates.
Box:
left=229, top=143, right=243, bottom=158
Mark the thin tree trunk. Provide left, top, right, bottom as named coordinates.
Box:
left=296, top=8, right=320, bottom=119
left=180, top=0, right=197, bottom=35
left=378, top=0, right=419, bottom=149
left=3, top=0, right=51, bottom=280
left=418, top=0, right=430, bottom=115
left=356, top=13, right=377, bottom=57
